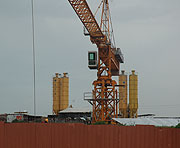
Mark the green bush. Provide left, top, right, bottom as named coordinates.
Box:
left=93, top=121, right=106, bottom=125
left=12, top=119, right=24, bottom=123
left=175, top=123, right=180, bottom=128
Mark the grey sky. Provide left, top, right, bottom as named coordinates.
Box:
left=0, top=0, right=180, bottom=116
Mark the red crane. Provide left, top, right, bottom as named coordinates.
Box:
left=68, top=0, right=124, bottom=123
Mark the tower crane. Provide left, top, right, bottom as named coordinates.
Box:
left=68, top=0, right=124, bottom=123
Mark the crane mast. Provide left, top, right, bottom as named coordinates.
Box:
left=68, top=0, right=124, bottom=123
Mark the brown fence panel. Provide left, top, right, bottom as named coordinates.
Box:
left=36, top=123, right=52, bottom=148
left=125, top=126, right=133, bottom=148
left=65, top=123, right=77, bottom=148
left=155, top=127, right=179, bottom=148
left=176, top=128, right=180, bottom=148
left=87, top=125, right=96, bottom=148
left=75, top=123, right=88, bottom=148
left=118, top=126, right=126, bottom=148
left=0, top=122, right=4, bottom=148
left=51, top=123, right=69, bottom=148
left=51, top=123, right=63, bottom=148
left=51, top=123, right=87, bottom=148
left=167, top=128, right=175, bottom=148
left=137, top=125, right=155, bottom=148
left=4, top=123, right=35, bottom=148
left=162, top=128, right=171, bottom=148
left=0, top=122, right=179, bottom=148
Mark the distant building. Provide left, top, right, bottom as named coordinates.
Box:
left=113, top=117, right=180, bottom=127
left=0, top=114, right=7, bottom=122
left=0, top=112, right=42, bottom=123
left=48, top=107, right=92, bottom=123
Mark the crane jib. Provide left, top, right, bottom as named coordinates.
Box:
left=68, top=0, right=104, bottom=39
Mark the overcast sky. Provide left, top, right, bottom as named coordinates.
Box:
left=0, top=0, right=180, bottom=116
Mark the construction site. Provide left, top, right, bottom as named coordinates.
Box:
left=0, top=0, right=180, bottom=147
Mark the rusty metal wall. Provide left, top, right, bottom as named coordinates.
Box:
left=0, top=122, right=179, bottom=148
left=0, top=122, right=4, bottom=148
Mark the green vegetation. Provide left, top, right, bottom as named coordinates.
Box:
left=175, top=123, right=180, bottom=128
left=12, top=119, right=24, bottom=123
left=92, top=121, right=125, bottom=125
left=156, top=123, right=180, bottom=128
left=93, top=121, right=106, bottom=125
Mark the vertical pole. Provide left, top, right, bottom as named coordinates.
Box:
left=31, top=0, right=36, bottom=117
left=116, top=87, right=117, bottom=117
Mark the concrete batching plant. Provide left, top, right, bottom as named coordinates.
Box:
left=53, top=73, right=69, bottom=115
left=119, top=70, right=128, bottom=118
left=129, top=70, right=138, bottom=118
left=119, top=70, right=138, bottom=118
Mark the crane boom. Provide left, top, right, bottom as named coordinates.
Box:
left=68, top=0, right=106, bottom=44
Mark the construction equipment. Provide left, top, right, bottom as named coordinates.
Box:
left=119, top=70, right=128, bottom=118
left=53, top=73, right=69, bottom=115
left=129, top=70, right=138, bottom=118
left=68, top=0, right=124, bottom=123
left=119, top=70, right=138, bottom=118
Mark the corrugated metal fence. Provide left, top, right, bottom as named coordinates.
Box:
left=0, top=122, right=179, bottom=148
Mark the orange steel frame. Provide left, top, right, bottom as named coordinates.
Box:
left=68, top=0, right=120, bottom=123
left=92, top=46, right=119, bottom=122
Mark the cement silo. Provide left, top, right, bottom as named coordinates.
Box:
left=53, top=73, right=69, bottom=115
left=129, top=70, right=138, bottom=118
left=119, top=70, right=128, bottom=118
left=53, top=73, right=61, bottom=115
left=60, top=73, right=69, bottom=111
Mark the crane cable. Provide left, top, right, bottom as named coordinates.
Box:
left=94, top=0, right=103, bottom=17
left=94, top=0, right=116, bottom=48
left=31, top=0, right=36, bottom=117
left=109, top=5, right=116, bottom=48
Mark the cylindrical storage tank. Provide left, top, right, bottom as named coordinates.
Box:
left=119, top=70, right=128, bottom=118
left=129, top=70, right=138, bottom=118
left=60, top=73, right=69, bottom=111
left=53, top=73, right=61, bottom=115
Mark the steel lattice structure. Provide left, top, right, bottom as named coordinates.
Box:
left=68, top=0, right=124, bottom=123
